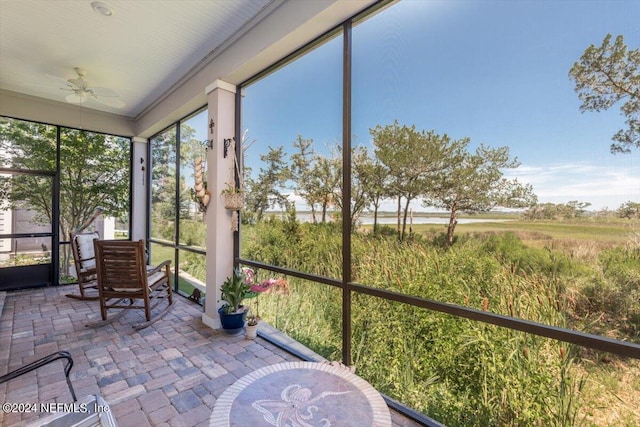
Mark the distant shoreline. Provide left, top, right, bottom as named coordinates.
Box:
left=265, top=211, right=517, bottom=225
left=359, top=217, right=512, bottom=225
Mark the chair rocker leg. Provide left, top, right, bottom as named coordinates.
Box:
left=84, top=298, right=133, bottom=328
left=132, top=289, right=173, bottom=330
left=132, top=301, right=173, bottom=331
left=65, top=293, right=100, bottom=301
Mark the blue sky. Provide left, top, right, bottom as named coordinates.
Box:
left=241, top=0, right=639, bottom=212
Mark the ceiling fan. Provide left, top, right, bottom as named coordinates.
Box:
left=46, top=67, right=125, bottom=108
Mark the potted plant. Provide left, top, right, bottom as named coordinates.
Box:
left=218, top=267, right=288, bottom=336
left=218, top=267, right=257, bottom=335
left=245, top=313, right=259, bottom=340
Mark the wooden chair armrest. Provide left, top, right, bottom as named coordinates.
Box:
left=148, top=260, right=172, bottom=275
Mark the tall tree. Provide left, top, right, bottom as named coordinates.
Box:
left=523, top=201, right=592, bottom=220
left=360, top=157, right=390, bottom=234
left=0, top=118, right=130, bottom=274
left=289, top=136, right=342, bottom=224
left=179, top=125, right=205, bottom=220
left=290, top=135, right=320, bottom=223
left=371, top=120, right=458, bottom=240
left=617, top=201, right=640, bottom=219
left=425, top=142, right=537, bottom=247
left=333, top=145, right=370, bottom=228
left=312, top=154, right=340, bottom=223
left=150, top=129, right=177, bottom=240
left=246, top=146, right=290, bottom=221
left=569, top=34, right=640, bottom=153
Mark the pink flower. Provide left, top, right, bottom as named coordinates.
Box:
left=250, top=278, right=276, bottom=293
left=243, top=267, right=255, bottom=285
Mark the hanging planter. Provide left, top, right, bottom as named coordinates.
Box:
left=222, top=188, right=244, bottom=211
left=220, top=137, right=244, bottom=230
left=220, top=138, right=244, bottom=211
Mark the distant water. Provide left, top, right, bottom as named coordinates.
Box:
left=292, top=213, right=512, bottom=225
left=360, top=217, right=512, bottom=225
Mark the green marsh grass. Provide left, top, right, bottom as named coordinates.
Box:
left=241, top=216, right=640, bottom=426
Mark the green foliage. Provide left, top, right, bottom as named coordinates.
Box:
left=242, top=216, right=300, bottom=266
left=358, top=157, right=390, bottom=233
left=243, top=217, right=343, bottom=278
left=425, top=143, right=537, bottom=246
left=0, top=253, right=51, bottom=267
left=245, top=145, right=291, bottom=221
left=0, top=117, right=130, bottom=275
left=219, top=267, right=258, bottom=313
left=618, top=201, right=640, bottom=219
left=371, top=120, right=460, bottom=240
left=151, top=219, right=175, bottom=242
left=0, top=121, right=130, bottom=232
left=580, top=246, right=640, bottom=334
left=524, top=201, right=593, bottom=220
left=246, top=120, right=536, bottom=245
left=481, top=232, right=573, bottom=276
left=239, top=220, right=640, bottom=426
left=179, top=219, right=206, bottom=247
left=569, top=34, right=640, bottom=153
left=180, top=250, right=206, bottom=282
left=150, top=127, right=178, bottom=240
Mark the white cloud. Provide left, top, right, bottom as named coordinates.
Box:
left=507, top=161, right=640, bottom=210
left=278, top=160, right=639, bottom=214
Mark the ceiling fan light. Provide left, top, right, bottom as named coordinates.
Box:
left=66, top=93, right=88, bottom=104
left=91, top=2, right=113, bottom=17
left=67, top=78, right=85, bottom=88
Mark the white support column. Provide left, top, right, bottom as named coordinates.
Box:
left=131, top=137, right=148, bottom=242
left=202, top=79, right=237, bottom=329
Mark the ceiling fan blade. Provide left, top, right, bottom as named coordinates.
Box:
left=89, top=86, right=119, bottom=97
left=43, top=69, right=124, bottom=109
left=45, top=73, right=77, bottom=89
left=67, top=78, right=86, bottom=89
left=94, top=96, right=125, bottom=109
left=65, top=93, right=88, bottom=104
left=24, top=82, right=61, bottom=90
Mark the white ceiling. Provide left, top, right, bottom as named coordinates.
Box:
left=0, top=0, right=279, bottom=119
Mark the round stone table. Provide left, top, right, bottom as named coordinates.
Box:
left=210, top=361, right=391, bottom=427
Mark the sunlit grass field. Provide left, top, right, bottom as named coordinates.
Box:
left=362, top=213, right=635, bottom=244
left=456, top=218, right=632, bottom=243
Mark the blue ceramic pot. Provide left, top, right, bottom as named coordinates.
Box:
left=218, top=306, right=247, bottom=335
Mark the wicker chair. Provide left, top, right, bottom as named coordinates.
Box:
left=66, top=231, right=100, bottom=300
left=92, top=239, right=173, bottom=330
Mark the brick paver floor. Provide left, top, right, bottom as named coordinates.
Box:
left=0, top=287, right=423, bottom=427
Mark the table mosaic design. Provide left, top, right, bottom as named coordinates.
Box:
left=210, top=361, right=391, bottom=427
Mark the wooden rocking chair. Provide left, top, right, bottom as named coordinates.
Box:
left=66, top=208, right=103, bottom=300
left=92, top=239, right=173, bottom=330
left=67, top=230, right=100, bottom=300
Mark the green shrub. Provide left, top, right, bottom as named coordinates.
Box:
left=179, top=220, right=206, bottom=247
left=241, top=221, right=609, bottom=426
left=580, top=247, right=640, bottom=335
left=481, top=232, right=573, bottom=276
